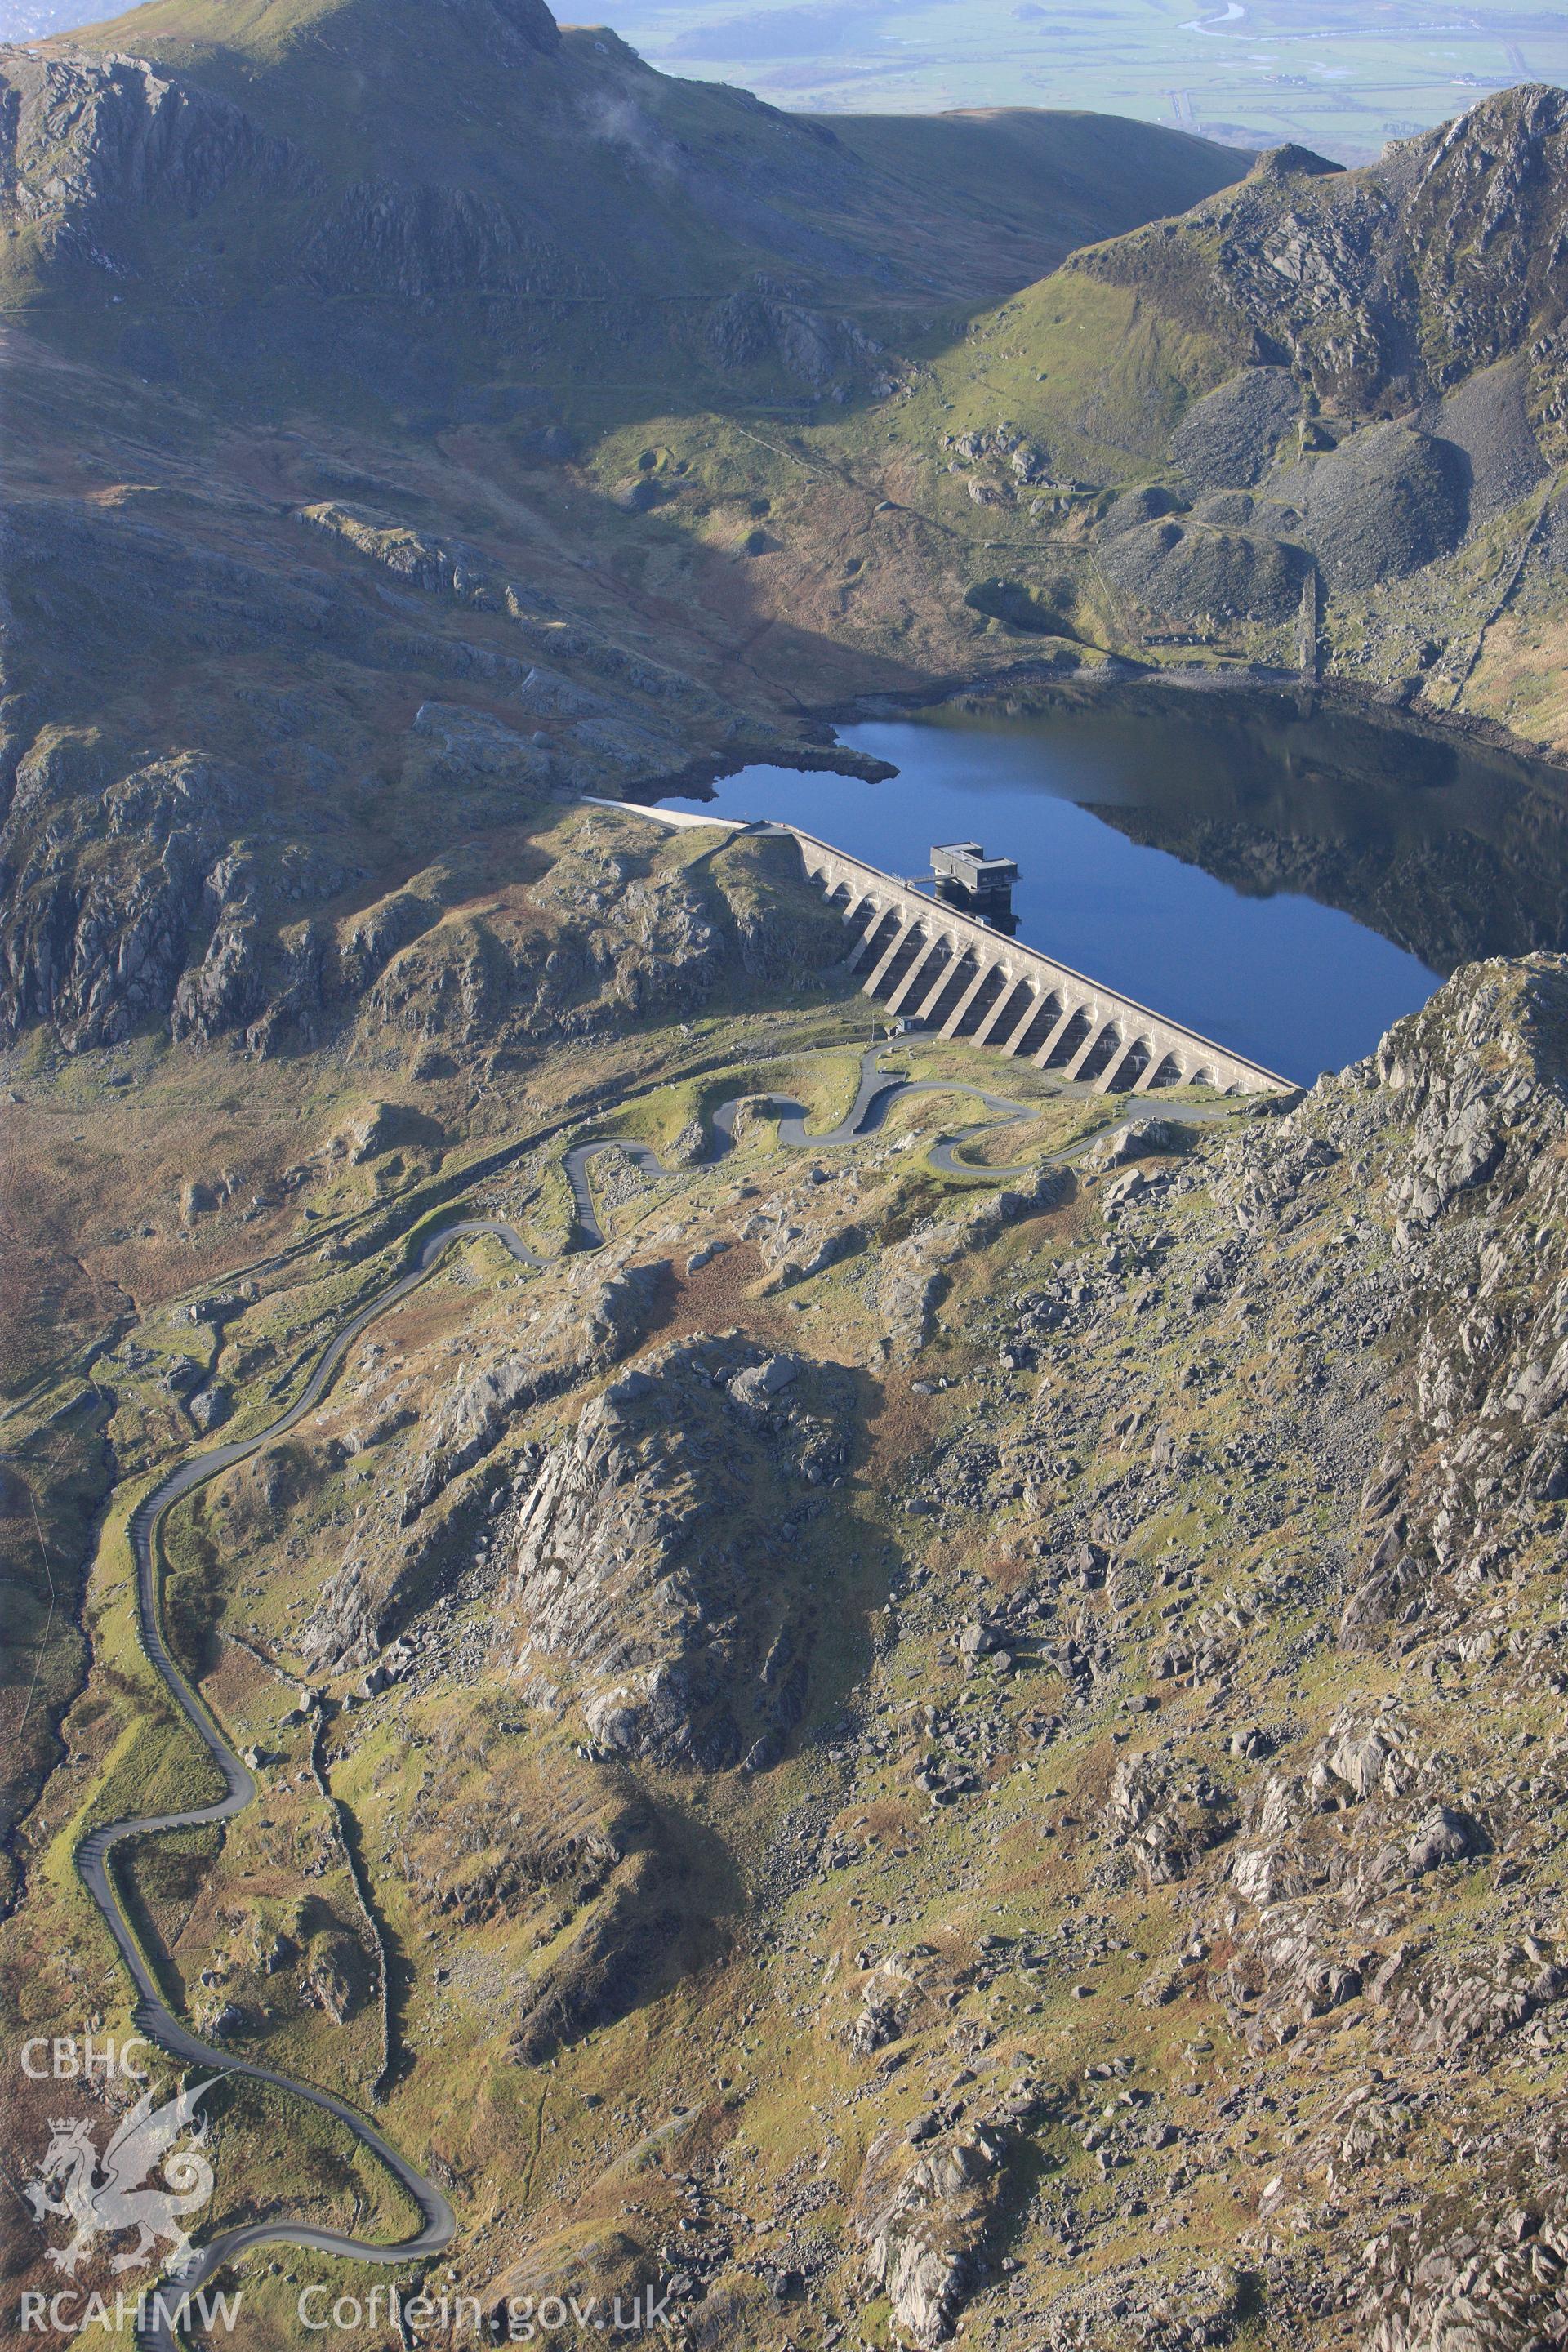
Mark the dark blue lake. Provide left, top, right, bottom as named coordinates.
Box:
left=656, top=689, right=1568, bottom=1085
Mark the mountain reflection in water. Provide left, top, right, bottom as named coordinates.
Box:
left=658, top=688, right=1568, bottom=1085
left=1031, top=688, right=1568, bottom=981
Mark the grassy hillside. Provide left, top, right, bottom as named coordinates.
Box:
left=575, top=96, right=1568, bottom=744
left=825, top=105, right=1252, bottom=275
left=0, top=0, right=1245, bottom=424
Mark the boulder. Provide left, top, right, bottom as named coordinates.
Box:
left=1408, top=1805, right=1483, bottom=1876
left=189, top=1384, right=233, bottom=1432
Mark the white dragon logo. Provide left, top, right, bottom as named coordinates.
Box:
left=24, top=2077, right=218, bottom=2279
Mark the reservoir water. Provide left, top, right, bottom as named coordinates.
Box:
left=654, top=689, right=1568, bottom=1085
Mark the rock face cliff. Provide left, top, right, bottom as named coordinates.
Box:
left=0, top=46, right=309, bottom=238
left=510, top=1335, right=853, bottom=1769
left=1077, top=88, right=1568, bottom=424
left=865, top=88, right=1568, bottom=749
left=0, top=713, right=712, bottom=1056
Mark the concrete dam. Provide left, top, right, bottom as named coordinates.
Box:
left=586, top=798, right=1291, bottom=1098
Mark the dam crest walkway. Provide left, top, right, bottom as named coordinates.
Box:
left=583, top=799, right=1290, bottom=1098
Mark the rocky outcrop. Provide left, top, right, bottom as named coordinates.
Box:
left=384, top=1731, right=716, bottom=2065
left=300, top=501, right=726, bottom=719
left=705, top=282, right=882, bottom=391
left=1104, top=1749, right=1234, bottom=1884
left=0, top=685, right=826, bottom=1052
left=408, top=701, right=559, bottom=792
left=1080, top=88, right=1568, bottom=421
left=0, top=746, right=244, bottom=1049
left=340, top=1099, right=445, bottom=1165
left=510, top=1845, right=707, bottom=2065
left=300, top=1256, right=666, bottom=1672
left=450, top=0, right=561, bottom=55
left=351, top=834, right=739, bottom=1065
left=851, top=2074, right=1040, bottom=2345
left=1365, top=2167, right=1568, bottom=2352
left=299, top=503, right=501, bottom=600
left=508, top=1334, right=854, bottom=1767
left=875, top=1170, right=1067, bottom=1362
left=0, top=49, right=309, bottom=253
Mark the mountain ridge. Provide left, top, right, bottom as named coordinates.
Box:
left=644, top=81, right=1568, bottom=760
left=0, top=0, right=1255, bottom=1077
left=1, top=0, right=1248, bottom=418
left=1067, top=85, right=1568, bottom=425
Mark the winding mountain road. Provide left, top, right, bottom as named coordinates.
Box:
left=83, top=1220, right=555, bottom=2343
left=563, top=1044, right=1046, bottom=1245
left=564, top=1044, right=1236, bottom=1242
left=76, top=1049, right=1232, bottom=2344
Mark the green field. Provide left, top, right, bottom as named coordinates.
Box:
left=587, top=0, right=1566, bottom=164
left=7, top=0, right=1565, bottom=166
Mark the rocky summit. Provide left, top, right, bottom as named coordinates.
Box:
left=7, top=4, right=1568, bottom=2350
